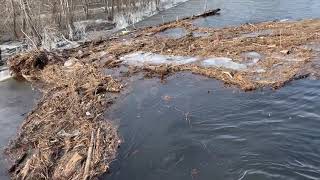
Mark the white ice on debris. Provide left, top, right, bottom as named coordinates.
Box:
left=201, top=57, right=247, bottom=70
left=0, top=42, right=25, bottom=50
left=242, top=51, right=262, bottom=65
left=241, top=30, right=273, bottom=38
left=121, top=52, right=248, bottom=71
left=120, top=51, right=198, bottom=65
left=302, top=42, right=320, bottom=52
left=156, top=28, right=187, bottom=39
left=0, top=42, right=27, bottom=59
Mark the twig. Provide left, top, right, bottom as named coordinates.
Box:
left=280, top=29, right=282, bottom=48
left=20, top=28, right=38, bottom=50
left=83, top=131, right=95, bottom=180
left=94, top=128, right=101, bottom=159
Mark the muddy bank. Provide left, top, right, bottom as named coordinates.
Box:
left=4, top=12, right=320, bottom=179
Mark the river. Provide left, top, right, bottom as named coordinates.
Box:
left=1, top=0, right=320, bottom=179
left=0, top=80, right=39, bottom=179
left=104, top=73, right=320, bottom=180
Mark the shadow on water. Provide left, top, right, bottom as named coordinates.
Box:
left=0, top=79, right=40, bottom=180
left=105, top=73, right=320, bottom=180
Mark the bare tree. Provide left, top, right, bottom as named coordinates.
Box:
left=1, top=0, right=165, bottom=44
left=10, top=0, right=19, bottom=38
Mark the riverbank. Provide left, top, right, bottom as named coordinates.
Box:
left=5, top=12, right=320, bottom=179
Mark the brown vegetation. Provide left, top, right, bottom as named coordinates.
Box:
left=6, top=51, right=121, bottom=179
left=75, top=18, right=320, bottom=90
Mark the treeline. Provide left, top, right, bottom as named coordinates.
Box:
left=0, top=0, right=161, bottom=45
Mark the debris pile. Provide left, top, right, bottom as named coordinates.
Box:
left=77, top=18, right=320, bottom=90
left=6, top=51, right=122, bottom=180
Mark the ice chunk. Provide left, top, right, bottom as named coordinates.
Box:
left=193, top=32, right=210, bottom=38
left=156, top=28, right=187, bottom=39
left=302, top=42, right=320, bottom=52
left=242, top=51, right=263, bottom=65
left=0, top=68, right=11, bottom=82
left=0, top=42, right=28, bottom=60
left=120, top=52, right=198, bottom=66
left=241, top=30, right=273, bottom=38
left=201, top=57, right=247, bottom=70
left=253, top=68, right=266, bottom=73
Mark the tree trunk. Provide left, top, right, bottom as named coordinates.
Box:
left=109, top=0, right=114, bottom=21
left=21, top=0, right=42, bottom=46
left=10, top=0, right=19, bottom=38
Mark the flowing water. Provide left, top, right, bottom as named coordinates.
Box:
left=1, top=0, right=320, bottom=179
left=136, top=0, right=320, bottom=28
left=105, top=73, right=320, bottom=180
left=111, top=1, right=320, bottom=178
left=0, top=80, right=39, bottom=179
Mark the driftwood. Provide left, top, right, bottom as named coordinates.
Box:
left=193, top=8, right=221, bottom=18
left=177, top=8, right=221, bottom=22
left=83, top=131, right=95, bottom=180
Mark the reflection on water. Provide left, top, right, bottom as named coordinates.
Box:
left=0, top=79, right=39, bottom=180
left=105, top=73, right=320, bottom=180
left=136, top=0, right=320, bottom=28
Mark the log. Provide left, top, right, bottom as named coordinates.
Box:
left=194, top=8, right=221, bottom=18
left=177, top=8, right=221, bottom=22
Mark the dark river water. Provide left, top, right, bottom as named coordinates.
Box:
left=137, top=0, right=320, bottom=28
left=106, top=73, right=320, bottom=180
left=0, top=80, right=39, bottom=179
left=1, top=0, right=320, bottom=179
